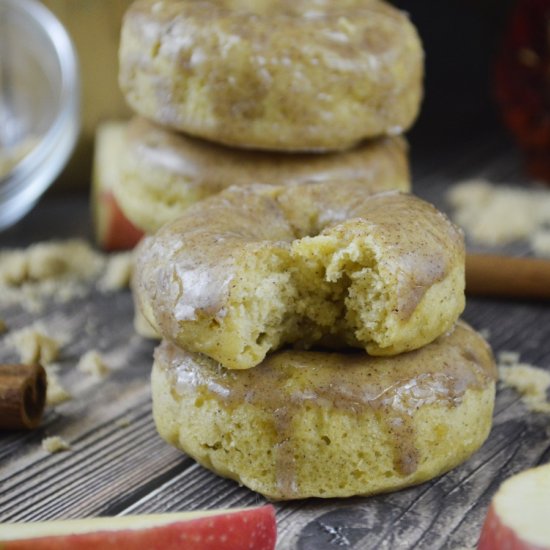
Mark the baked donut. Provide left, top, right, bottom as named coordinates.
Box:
left=135, top=182, right=465, bottom=370
left=152, top=321, right=496, bottom=499
left=119, top=0, right=423, bottom=151
left=115, top=117, right=411, bottom=234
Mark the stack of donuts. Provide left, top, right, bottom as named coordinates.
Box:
left=120, top=0, right=497, bottom=499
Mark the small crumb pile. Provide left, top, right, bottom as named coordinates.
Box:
left=7, top=324, right=61, bottom=365
left=0, top=239, right=132, bottom=313
left=4, top=324, right=115, bottom=404
left=447, top=179, right=550, bottom=255
left=5, top=324, right=71, bottom=406
left=498, top=351, right=550, bottom=413
left=0, top=240, right=131, bottom=455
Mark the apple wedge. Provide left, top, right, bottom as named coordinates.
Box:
left=92, top=121, right=144, bottom=251
left=94, top=189, right=144, bottom=251
left=0, top=505, right=276, bottom=550
left=478, top=463, right=550, bottom=549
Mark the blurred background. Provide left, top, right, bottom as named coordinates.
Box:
left=39, top=0, right=133, bottom=189
left=393, top=0, right=516, bottom=150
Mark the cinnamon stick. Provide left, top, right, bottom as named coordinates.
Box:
left=466, top=254, right=550, bottom=299
left=0, top=364, right=47, bottom=430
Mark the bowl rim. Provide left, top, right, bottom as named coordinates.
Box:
left=0, top=0, right=80, bottom=228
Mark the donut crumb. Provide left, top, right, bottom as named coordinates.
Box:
left=0, top=239, right=132, bottom=313
left=44, top=366, right=72, bottom=406
left=498, top=352, right=550, bottom=413
left=97, top=252, right=133, bottom=292
left=77, top=350, right=110, bottom=378
left=7, top=325, right=61, bottom=366
left=42, top=436, right=71, bottom=454
left=447, top=179, right=550, bottom=253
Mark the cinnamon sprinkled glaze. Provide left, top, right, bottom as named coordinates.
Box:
left=141, top=187, right=294, bottom=329
left=125, top=117, right=410, bottom=192
left=136, top=183, right=463, bottom=337
left=119, top=0, right=423, bottom=151
left=157, top=322, right=496, bottom=497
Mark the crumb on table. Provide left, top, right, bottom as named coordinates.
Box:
left=498, top=351, right=550, bottom=413
left=8, top=326, right=61, bottom=365
left=0, top=239, right=131, bottom=313
left=447, top=179, right=550, bottom=254
left=41, top=436, right=71, bottom=454
left=77, top=350, right=110, bottom=378
left=97, top=251, right=133, bottom=292
left=44, top=366, right=72, bottom=406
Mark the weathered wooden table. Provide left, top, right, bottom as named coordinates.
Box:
left=1, top=135, right=549, bottom=549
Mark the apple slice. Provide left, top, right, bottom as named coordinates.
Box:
left=0, top=505, right=276, bottom=550
left=478, top=463, right=550, bottom=549
left=95, top=189, right=144, bottom=251
left=92, top=121, right=144, bottom=251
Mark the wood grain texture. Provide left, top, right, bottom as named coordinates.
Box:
left=1, top=136, right=549, bottom=549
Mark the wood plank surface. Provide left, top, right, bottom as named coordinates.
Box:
left=1, top=136, right=549, bottom=549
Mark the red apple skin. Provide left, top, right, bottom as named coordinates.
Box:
left=0, top=506, right=276, bottom=550
left=478, top=504, right=548, bottom=550
left=97, top=191, right=144, bottom=252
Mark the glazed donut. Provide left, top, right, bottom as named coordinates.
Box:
left=135, top=182, right=465, bottom=370
left=119, top=0, right=423, bottom=151
left=115, top=117, right=411, bottom=234
left=152, top=321, right=496, bottom=499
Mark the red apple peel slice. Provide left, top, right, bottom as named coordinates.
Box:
left=95, top=190, right=144, bottom=251
left=91, top=121, right=144, bottom=251
left=0, top=505, right=276, bottom=550
left=478, top=463, right=550, bottom=550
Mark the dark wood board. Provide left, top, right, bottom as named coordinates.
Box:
left=1, top=136, right=549, bottom=549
